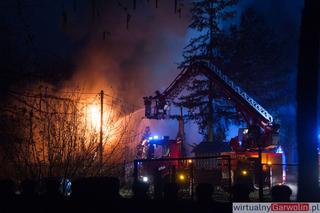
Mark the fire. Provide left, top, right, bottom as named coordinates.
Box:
left=81, top=94, right=133, bottom=147
left=88, top=104, right=101, bottom=130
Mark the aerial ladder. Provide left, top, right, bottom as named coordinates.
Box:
left=144, top=60, right=279, bottom=149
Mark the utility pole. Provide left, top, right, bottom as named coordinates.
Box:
left=177, top=107, right=185, bottom=156
left=99, top=90, right=104, bottom=167
left=258, top=146, right=264, bottom=201
left=208, top=81, right=214, bottom=142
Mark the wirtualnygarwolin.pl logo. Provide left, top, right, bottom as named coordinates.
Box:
left=233, top=203, right=320, bottom=213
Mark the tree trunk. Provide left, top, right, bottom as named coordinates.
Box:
left=208, top=81, right=214, bottom=142
left=297, top=0, right=320, bottom=201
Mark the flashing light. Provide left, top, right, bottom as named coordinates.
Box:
left=243, top=129, right=249, bottom=134
left=148, top=135, right=162, bottom=141
left=178, top=174, right=186, bottom=181
left=276, top=146, right=284, bottom=154
left=142, top=176, right=149, bottom=183
left=188, top=159, right=193, bottom=163
left=241, top=170, right=248, bottom=176
left=267, top=161, right=272, bottom=165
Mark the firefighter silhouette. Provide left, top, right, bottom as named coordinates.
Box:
left=230, top=136, right=241, bottom=151
left=136, top=127, right=151, bottom=159
left=243, top=125, right=263, bottom=149
left=136, top=126, right=157, bottom=159
left=143, top=96, right=152, bottom=118
left=154, top=90, right=168, bottom=119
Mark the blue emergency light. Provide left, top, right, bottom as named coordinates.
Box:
left=148, top=135, right=162, bottom=141
left=276, top=146, right=284, bottom=154
left=147, top=135, right=169, bottom=145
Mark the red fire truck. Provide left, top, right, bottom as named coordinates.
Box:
left=138, top=60, right=284, bottom=189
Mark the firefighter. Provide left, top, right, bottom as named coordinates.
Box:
left=136, top=127, right=151, bottom=159
left=230, top=136, right=241, bottom=151
left=243, top=125, right=262, bottom=149
left=143, top=96, right=152, bottom=117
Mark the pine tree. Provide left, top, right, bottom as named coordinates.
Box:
left=182, top=0, right=238, bottom=65
left=176, top=79, right=240, bottom=142
left=178, top=0, right=238, bottom=142
left=223, top=7, right=290, bottom=110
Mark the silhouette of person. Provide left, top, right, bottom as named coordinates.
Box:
left=231, top=183, right=252, bottom=202
left=132, top=181, right=149, bottom=200
left=43, top=178, right=61, bottom=198
left=196, top=183, right=214, bottom=203
left=20, top=179, right=37, bottom=197
left=163, top=182, right=179, bottom=201
left=0, top=179, right=17, bottom=212
left=0, top=179, right=15, bottom=197
left=271, top=184, right=292, bottom=202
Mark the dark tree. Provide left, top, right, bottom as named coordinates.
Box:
left=223, top=7, right=290, bottom=109
left=180, top=0, right=238, bottom=142
left=183, top=0, right=238, bottom=64
left=297, top=0, right=320, bottom=201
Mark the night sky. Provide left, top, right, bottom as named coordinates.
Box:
left=0, top=0, right=303, bottom=98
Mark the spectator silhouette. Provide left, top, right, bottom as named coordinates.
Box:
left=72, top=177, right=121, bottom=200
left=0, top=179, right=16, bottom=212
left=271, top=185, right=292, bottom=202
left=231, top=183, right=252, bottom=202
left=196, top=183, right=214, bottom=203
left=0, top=179, right=15, bottom=198
left=163, top=182, right=179, bottom=201
left=43, top=177, right=61, bottom=198
left=95, top=177, right=122, bottom=200
left=20, top=179, right=37, bottom=198
left=132, top=181, right=149, bottom=200
left=72, top=177, right=91, bottom=199
left=104, top=177, right=121, bottom=200
left=17, top=179, right=40, bottom=213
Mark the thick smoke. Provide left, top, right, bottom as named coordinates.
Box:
left=61, top=0, right=190, bottom=107
left=7, top=0, right=302, bottom=108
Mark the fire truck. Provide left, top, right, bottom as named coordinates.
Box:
left=137, top=60, right=284, bottom=191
